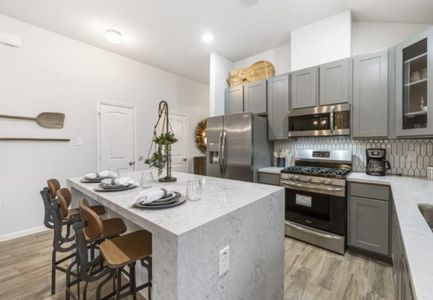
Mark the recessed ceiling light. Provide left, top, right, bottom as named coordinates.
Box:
left=105, top=29, right=122, bottom=44
left=201, top=32, right=214, bottom=43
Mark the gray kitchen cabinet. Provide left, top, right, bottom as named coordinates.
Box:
left=395, top=27, right=433, bottom=137
left=291, top=67, right=318, bottom=109
left=352, top=50, right=389, bottom=138
left=225, top=86, right=244, bottom=114
left=267, top=74, right=290, bottom=140
left=257, top=172, right=280, bottom=186
left=349, top=196, right=389, bottom=255
left=244, top=79, right=267, bottom=114
left=392, top=201, right=414, bottom=300
left=319, top=58, right=351, bottom=106
left=348, top=183, right=390, bottom=256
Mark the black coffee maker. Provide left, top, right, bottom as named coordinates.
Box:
left=366, top=148, right=391, bottom=176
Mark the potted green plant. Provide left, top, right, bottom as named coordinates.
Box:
left=145, top=101, right=178, bottom=182
left=145, top=132, right=177, bottom=177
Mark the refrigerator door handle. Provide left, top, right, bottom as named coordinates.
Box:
left=221, top=130, right=228, bottom=177
left=218, top=131, right=224, bottom=176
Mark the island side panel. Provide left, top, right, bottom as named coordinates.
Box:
left=176, top=189, right=285, bottom=300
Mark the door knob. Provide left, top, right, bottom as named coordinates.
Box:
left=129, top=161, right=135, bottom=166
left=182, top=158, right=187, bottom=162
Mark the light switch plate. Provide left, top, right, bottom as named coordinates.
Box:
left=218, top=245, right=230, bottom=277
left=0, top=31, right=22, bottom=47
left=75, top=137, right=84, bottom=146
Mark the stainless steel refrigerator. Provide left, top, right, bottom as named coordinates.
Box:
left=206, top=112, right=272, bottom=182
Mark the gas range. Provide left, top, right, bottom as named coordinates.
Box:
left=282, top=166, right=352, bottom=178
left=281, top=149, right=352, bottom=255
left=280, top=150, right=352, bottom=197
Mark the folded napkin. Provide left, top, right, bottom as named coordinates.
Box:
left=133, top=186, right=174, bottom=205
left=85, top=170, right=118, bottom=180
left=101, top=177, right=136, bottom=187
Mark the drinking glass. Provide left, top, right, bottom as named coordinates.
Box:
left=186, top=180, right=203, bottom=201
left=140, top=171, right=154, bottom=189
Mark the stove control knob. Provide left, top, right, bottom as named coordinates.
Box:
left=327, top=179, right=333, bottom=185
left=293, top=175, right=299, bottom=181
left=306, top=176, right=312, bottom=183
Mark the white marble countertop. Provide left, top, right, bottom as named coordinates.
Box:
left=257, top=167, right=284, bottom=174
left=348, top=172, right=433, bottom=300
left=68, top=171, right=283, bottom=236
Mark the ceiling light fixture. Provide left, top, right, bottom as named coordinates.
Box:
left=105, top=29, right=122, bottom=44
left=201, top=32, right=214, bottom=43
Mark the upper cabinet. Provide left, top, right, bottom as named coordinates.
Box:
left=352, top=50, right=389, bottom=138
left=225, top=85, right=244, bottom=114
left=319, top=58, right=351, bottom=106
left=291, top=67, right=318, bottom=109
left=267, top=74, right=290, bottom=140
left=244, top=79, right=267, bottom=114
left=395, top=28, right=433, bottom=136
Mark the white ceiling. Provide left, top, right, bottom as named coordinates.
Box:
left=1, top=0, right=432, bottom=84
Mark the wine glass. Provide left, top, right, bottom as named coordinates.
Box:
left=140, top=171, right=154, bottom=189
left=186, top=180, right=203, bottom=201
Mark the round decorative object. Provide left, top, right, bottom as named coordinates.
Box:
left=195, top=119, right=207, bottom=154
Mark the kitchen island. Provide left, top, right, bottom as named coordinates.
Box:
left=67, top=171, right=285, bottom=300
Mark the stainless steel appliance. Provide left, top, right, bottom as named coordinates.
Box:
left=366, top=148, right=391, bottom=176
left=288, top=104, right=350, bottom=137
left=206, top=112, right=272, bottom=182
left=281, top=150, right=352, bottom=254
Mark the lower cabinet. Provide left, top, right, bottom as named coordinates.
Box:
left=257, top=172, right=280, bottom=186
left=348, top=183, right=390, bottom=256
left=392, top=202, right=414, bottom=300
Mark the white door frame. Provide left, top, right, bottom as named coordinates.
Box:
left=170, top=113, right=189, bottom=172
left=96, top=101, right=138, bottom=172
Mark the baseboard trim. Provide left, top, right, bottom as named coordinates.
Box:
left=0, top=226, right=49, bottom=243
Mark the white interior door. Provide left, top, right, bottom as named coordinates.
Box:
left=98, top=103, right=136, bottom=172
left=169, top=114, right=188, bottom=172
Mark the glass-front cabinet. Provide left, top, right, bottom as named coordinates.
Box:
left=396, top=29, right=433, bottom=136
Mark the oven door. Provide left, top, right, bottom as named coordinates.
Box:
left=284, top=188, right=346, bottom=236
left=288, top=104, right=350, bottom=137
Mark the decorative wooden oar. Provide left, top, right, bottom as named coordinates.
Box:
left=0, top=138, right=70, bottom=142
left=0, top=112, right=65, bottom=128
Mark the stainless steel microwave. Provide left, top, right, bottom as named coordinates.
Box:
left=288, top=104, right=350, bottom=137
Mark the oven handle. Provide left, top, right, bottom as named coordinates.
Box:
left=281, top=180, right=343, bottom=192
left=286, top=222, right=342, bottom=240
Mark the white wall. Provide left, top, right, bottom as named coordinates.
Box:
left=175, top=77, right=209, bottom=172
left=233, top=43, right=291, bottom=76
left=0, top=14, right=209, bottom=239
left=209, top=52, right=232, bottom=116
left=291, top=10, right=352, bottom=71
left=352, top=21, right=431, bottom=56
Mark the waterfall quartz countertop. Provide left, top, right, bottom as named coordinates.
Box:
left=348, top=172, right=433, bottom=300
left=68, top=171, right=283, bottom=236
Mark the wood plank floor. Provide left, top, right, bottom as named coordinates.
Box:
left=0, top=231, right=394, bottom=299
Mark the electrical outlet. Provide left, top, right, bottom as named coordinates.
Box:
left=218, top=246, right=230, bottom=277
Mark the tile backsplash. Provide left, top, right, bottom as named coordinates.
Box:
left=274, top=137, right=433, bottom=177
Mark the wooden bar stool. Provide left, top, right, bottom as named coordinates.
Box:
left=52, top=190, right=126, bottom=296
left=47, top=178, right=106, bottom=217
left=78, top=199, right=152, bottom=300
left=49, top=198, right=81, bottom=296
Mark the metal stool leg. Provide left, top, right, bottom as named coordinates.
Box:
left=129, top=263, right=137, bottom=300
left=51, top=249, right=56, bottom=295
left=115, top=268, right=122, bottom=299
